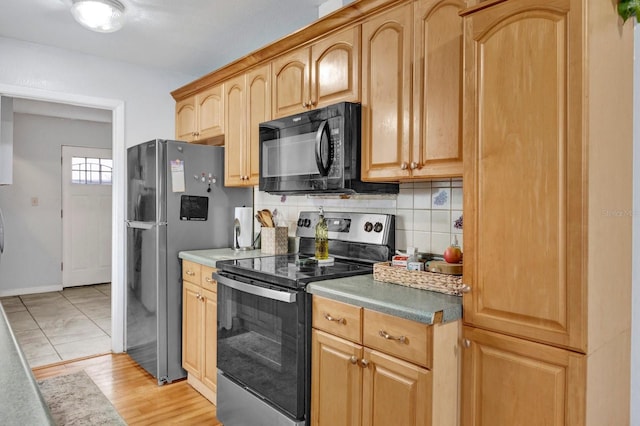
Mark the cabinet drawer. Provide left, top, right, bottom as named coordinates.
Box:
left=182, top=260, right=201, bottom=284
left=201, top=266, right=218, bottom=293
left=363, top=309, right=432, bottom=369
left=312, top=296, right=362, bottom=343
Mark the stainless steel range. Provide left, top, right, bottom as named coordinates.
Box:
left=214, top=211, right=395, bottom=426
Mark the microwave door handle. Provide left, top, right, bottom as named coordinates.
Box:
left=314, top=120, right=332, bottom=177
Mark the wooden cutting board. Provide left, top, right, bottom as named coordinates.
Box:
left=425, top=260, right=463, bottom=275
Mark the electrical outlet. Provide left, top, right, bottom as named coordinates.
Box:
left=31, top=197, right=38, bottom=207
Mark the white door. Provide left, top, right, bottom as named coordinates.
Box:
left=62, top=146, right=112, bottom=287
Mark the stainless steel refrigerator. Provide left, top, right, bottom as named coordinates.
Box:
left=125, top=139, right=252, bottom=385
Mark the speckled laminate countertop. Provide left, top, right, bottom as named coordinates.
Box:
left=178, top=248, right=267, bottom=267
left=0, top=304, right=54, bottom=425
left=306, top=274, right=462, bottom=325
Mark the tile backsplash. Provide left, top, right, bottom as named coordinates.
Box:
left=253, top=178, right=463, bottom=256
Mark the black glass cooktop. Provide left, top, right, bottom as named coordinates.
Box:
left=215, top=254, right=373, bottom=289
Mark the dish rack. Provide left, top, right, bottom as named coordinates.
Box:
left=373, top=262, right=467, bottom=296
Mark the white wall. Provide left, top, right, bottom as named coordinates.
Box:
left=0, top=37, right=194, bottom=148
left=0, top=114, right=111, bottom=294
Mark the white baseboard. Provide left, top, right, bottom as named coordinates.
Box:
left=0, top=285, right=62, bottom=297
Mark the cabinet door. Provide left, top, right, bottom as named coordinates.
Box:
left=202, top=287, right=217, bottom=393
left=311, top=330, right=363, bottom=426
left=246, top=64, right=271, bottom=185
left=411, top=0, right=464, bottom=179
left=311, top=26, right=360, bottom=109
left=361, top=3, right=413, bottom=181
left=197, top=84, right=224, bottom=141
left=175, top=97, right=196, bottom=142
left=462, top=0, right=585, bottom=350
left=182, top=281, right=203, bottom=378
left=461, top=326, right=585, bottom=426
left=362, top=348, right=432, bottom=426
left=272, top=47, right=310, bottom=118
left=224, top=75, right=246, bottom=186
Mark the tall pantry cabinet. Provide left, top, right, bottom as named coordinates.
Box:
left=460, top=0, right=633, bottom=425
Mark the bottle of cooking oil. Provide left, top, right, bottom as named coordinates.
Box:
left=315, top=206, right=329, bottom=259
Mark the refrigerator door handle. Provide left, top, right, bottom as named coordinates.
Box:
left=0, top=208, right=4, bottom=255
left=125, top=220, right=155, bottom=230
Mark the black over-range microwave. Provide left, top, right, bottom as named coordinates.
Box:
left=259, top=102, right=398, bottom=195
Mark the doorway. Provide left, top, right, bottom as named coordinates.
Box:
left=62, top=146, right=113, bottom=288
left=0, top=84, right=126, bottom=354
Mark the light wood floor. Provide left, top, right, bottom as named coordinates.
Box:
left=33, top=353, right=222, bottom=425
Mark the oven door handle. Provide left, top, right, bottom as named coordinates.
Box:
left=214, top=273, right=297, bottom=303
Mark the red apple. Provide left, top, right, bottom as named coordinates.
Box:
left=443, top=245, right=462, bottom=264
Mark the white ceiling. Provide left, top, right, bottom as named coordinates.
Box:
left=0, top=0, right=335, bottom=78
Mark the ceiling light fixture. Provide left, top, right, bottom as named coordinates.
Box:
left=70, top=0, right=126, bottom=33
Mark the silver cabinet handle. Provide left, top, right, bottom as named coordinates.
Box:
left=379, top=329, right=406, bottom=343
left=360, top=359, right=369, bottom=368
left=350, top=356, right=358, bottom=365
left=324, top=313, right=346, bottom=325
left=461, top=284, right=471, bottom=293
left=400, top=162, right=408, bottom=170
left=462, top=339, right=471, bottom=348
left=410, top=161, right=418, bottom=169
left=205, top=277, right=215, bottom=283
left=186, top=270, right=196, bottom=276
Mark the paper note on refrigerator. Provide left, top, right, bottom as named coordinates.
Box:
left=170, top=159, right=185, bottom=192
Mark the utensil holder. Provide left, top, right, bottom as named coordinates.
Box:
left=261, top=227, right=288, bottom=254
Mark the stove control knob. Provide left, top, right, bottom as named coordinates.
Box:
left=364, top=221, right=373, bottom=232
left=297, top=218, right=304, bottom=227
left=304, top=218, right=311, bottom=227
left=373, top=222, right=384, bottom=233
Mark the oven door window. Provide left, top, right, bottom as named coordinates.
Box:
left=217, top=281, right=306, bottom=420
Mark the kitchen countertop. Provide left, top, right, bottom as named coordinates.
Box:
left=0, top=304, right=54, bottom=425
left=306, top=274, right=462, bottom=325
left=179, top=249, right=462, bottom=325
left=178, top=248, right=267, bottom=268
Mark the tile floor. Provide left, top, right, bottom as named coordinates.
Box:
left=1, top=284, right=112, bottom=368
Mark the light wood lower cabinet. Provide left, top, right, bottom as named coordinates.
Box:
left=311, top=295, right=459, bottom=426
left=461, top=327, right=585, bottom=426
left=181, top=260, right=217, bottom=404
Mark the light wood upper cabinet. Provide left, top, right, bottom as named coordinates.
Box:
left=411, top=0, right=464, bottom=178
left=175, top=84, right=224, bottom=144
left=361, top=2, right=413, bottom=181
left=175, top=97, right=197, bottom=142
left=461, top=327, right=585, bottom=426
left=272, top=26, right=360, bottom=118
left=362, top=0, right=464, bottom=182
left=462, top=0, right=583, bottom=351
left=224, top=64, right=271, bottom=186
